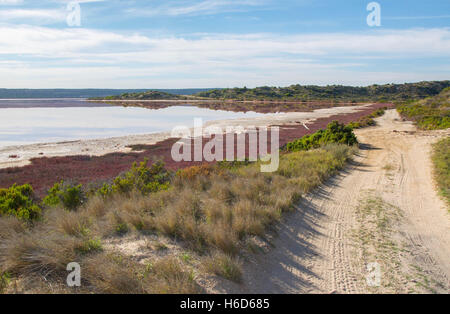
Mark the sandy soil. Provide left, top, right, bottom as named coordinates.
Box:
left=0, top=104, right=372, bottom=169
left=209, top=109, right=449, bottom=294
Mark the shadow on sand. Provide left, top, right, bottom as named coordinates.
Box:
left=226, top=151, right=369, bottom=293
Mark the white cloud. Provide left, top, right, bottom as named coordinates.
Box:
left=385, top=15, right=450, bottom=20
left=128, top=0, right=266, bottom=17
left=51, top=0, right=106, bottom=3
left=0, top=9, right=66, bottom=22
left=0, top=26, right=449, bottom=88
left=0, top=0, right=23, bottom=5
left=1, top=26, right=449, bottom=58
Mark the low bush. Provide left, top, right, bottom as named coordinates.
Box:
left=43, top=181, right=85, bottom=211
left=347, top=117, right=376, bottom=129
left=369, top=108, right=387, bottom=118
left=102, top=159, right=171, bottom=196
left=0, top=184, right=41, bottom=220
left=176, top=164, right=214, bottom=181
left=285, top=121, right=357, bottom=152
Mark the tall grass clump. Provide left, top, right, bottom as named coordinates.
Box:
left=202, top=252, right=242, bottom=283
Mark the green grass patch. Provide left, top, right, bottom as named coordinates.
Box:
left=432, top=137, right=450, bottom=206
left=397, top=87, right=450, bottom=130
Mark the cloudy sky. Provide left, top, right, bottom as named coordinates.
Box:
left=0, top=0, right=449, bottom=88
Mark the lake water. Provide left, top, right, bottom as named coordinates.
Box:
left=0, top=99, right=266, bottom=148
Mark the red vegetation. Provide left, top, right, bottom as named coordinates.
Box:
left=0, top=103, right=392, bottom=197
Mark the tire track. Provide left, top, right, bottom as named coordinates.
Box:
left=219, top=110, right=449, bottom=294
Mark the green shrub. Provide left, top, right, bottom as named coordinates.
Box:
left=43, top=181, right=85, bottom=211
left=115, top=223, right=129, bottom=236
left=369, top=108, right=387, bottom=118
left=110, top=159, right=171, bottom=195
left=0, top=184, right=41, bottom=220
left=285, top=121, right=357, bottom=152
left=96, top=183, right=113, bottom=199
left=347, top=117, right=375, bottom=129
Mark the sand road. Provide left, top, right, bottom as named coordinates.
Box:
left=219, top=109, right=449, bottom=294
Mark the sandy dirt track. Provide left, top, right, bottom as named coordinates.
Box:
left=213, top=110, right=449, bottom=294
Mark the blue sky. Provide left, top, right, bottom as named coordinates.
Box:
left=0, top=0, right=449, bottom=88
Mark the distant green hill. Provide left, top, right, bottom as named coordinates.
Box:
left=66, top=81, right=450, bottom=103
left=90, top=90, right=187, bottom=101
left=194, top=81, right=450, bottom=102
left=397, top=87, right=450, bottom=129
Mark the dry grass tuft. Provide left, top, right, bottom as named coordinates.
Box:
left=0, top=231, right=79, bottom=279
left=202, top=252, right=243, bottom=283
left=83, top=253, right=144, bottom=294
left=144, top=257, right=200, bottom=294
left=0, top=217, right=26, bottom=240
left=82, top=253, right=200, bottom=294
